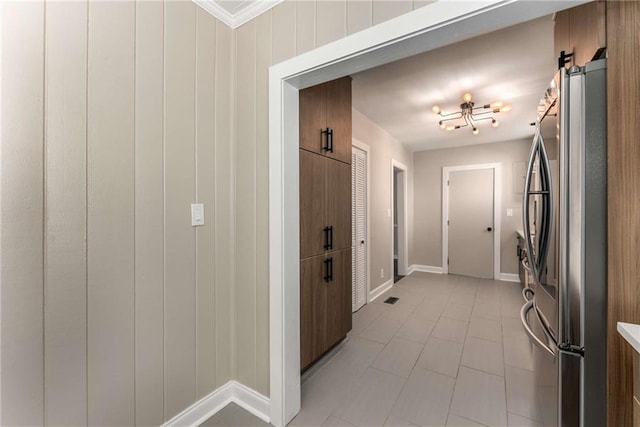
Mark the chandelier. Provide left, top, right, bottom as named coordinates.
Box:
left=432, top=92, right=511, bottom=135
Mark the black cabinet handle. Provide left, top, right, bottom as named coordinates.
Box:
left=321, top=128, right=334, bottom=153
left=323, top=226, right=333, bottom=250
left=324, top=257, right=333, bottom=282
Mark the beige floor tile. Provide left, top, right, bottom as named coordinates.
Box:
left=410, top=301, right=445, bottom=322
left=461, top=336, right=505, bottom=376
left=371, top=336, right=423, bottom=378
left=384, top=415, right=419, bottom=426
left=351, top=302, right=389, bottom=335
left=442, top=302, right=473, bottom=322
left=390, top=367, right=455, bottom=426
left=359, top=316, right=403, bottom=344
left=322, top=415, right=356, bottom=426
left=446, top=413, right=487, bottom=426
left=471, top=301, right=502, bottom=321
left=381, top=301, right=418, bottom=322
left=395, top=317, right=435, bottom=344
left=325, top=336, right=384, bottom=379
left=334, top=367, right=406, bottom=427
left=416, top=336, right=463, bottom=378
left=503, top=334, right=534, bottom=371
left=450, top=367, right=507, bottom=426
left=505, top=366, right=540, bottom=421
left=467, top=317, right=502, bottom=342
left=200, top=403, right=269, bottom=427
left=507, top=412, right=542, bottom=426
left=431, top=317, right=468, bottom=343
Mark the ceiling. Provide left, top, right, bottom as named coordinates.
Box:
left=352, top=16, right=556, bottom=152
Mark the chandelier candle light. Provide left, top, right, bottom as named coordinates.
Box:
left=432, top=92, right=511, bottom=135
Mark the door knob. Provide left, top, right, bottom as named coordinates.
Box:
left=486, top=227, right=493, bottom=232
left=360, top=240, right=365, bottom=244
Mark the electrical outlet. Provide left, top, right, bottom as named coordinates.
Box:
left=380, top=268, right=384, bottom=278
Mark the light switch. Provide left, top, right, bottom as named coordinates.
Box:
left=506, top=208, right=513, bottom=217
left=191, top=204, right=204, bottom=226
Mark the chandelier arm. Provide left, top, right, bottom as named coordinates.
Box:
left=470, top=114, right=496, bottom=123
left=438, top=111, right=464, bottom=119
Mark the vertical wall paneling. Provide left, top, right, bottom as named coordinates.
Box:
left=87, top=1, right=136, bottom=425
left=164, top=1, right=197, bottom=419
left=296, top=1, right=315, bottom=56
left=271, top=1, right=297, bottom=65
left=0, top=1, right=45, bottom=424
left=44, top=1, right=88, bottom=425
left=134, top=1, right=165, bottom=424
left=372, top=0, right=413, bottom=25
left=214, top=21, right=234, bottom=386
left=195, top=6, right=217, bottom=399
left=255, top=11, right=272, bottom=396
left=347, top=0, right=372, bottom=36
left=607, top=2, right=640, bottom=425
left=235, top=20, right=258, bottom=389
left=316, top=0, right=347, bottom=47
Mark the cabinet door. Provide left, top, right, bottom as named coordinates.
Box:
left=300, top=255, right=327, bottom=371
left=299, top=83, right=327, bottom=155
left=300, top=150, right=326, bottom=259
left=326, top=158, right=352, bottom=252
left=326, top=77, right=352, bottom=164
left=326, top=249, right=352, bottom=344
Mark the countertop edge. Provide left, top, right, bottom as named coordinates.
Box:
left=617, top=322, right=640, bottom=354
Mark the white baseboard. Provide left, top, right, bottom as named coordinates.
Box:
left=163, top=381, right=270, bottom=427
left=499, top=273, right=520, bottom=283
left=408, top=264, right=443, bottom=275
left=369, top=279, right=393, bottom=302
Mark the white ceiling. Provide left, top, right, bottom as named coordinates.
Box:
left=352, top=16, right=556, bottom=152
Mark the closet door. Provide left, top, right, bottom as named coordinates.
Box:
left=326, top=77, right=352, bottom=164
left=300, top=255, right=327, bottom=370
left=326, top=158, right=352, bottom=252
left=299, top=84, right=327, bottom=155
left=300, top=150, right=326, bottom=259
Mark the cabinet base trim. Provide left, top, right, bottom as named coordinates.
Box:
left=408, top=264, right=444, bottom=275
left=499, top=273, right=520, bottom=283
left=163, top=381, right=270, bottom=427
left=370, top=279, right=393, bottom=302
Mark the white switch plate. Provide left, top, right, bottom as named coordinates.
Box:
left=191, top=204, right=204, bottom=226
left=506, top=208, right=513, bottom=217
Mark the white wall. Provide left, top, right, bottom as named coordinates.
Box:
left=352, top=109, right=413, bottom=291
left=412, top=138, right=532, bottom=275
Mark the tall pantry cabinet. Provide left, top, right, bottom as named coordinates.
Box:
left=299, top=77, right=353, bottom=371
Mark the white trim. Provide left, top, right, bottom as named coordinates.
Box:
left=163, top=381, right=270, bottom=427
left=268, top=2, right=584, bottom=425
left=499, top=273, right=520, bottom=283
left=409, top=264, right=444, bottom=275
left=352, top=138, right=371, bottom=305
left=391, top=160, right=409, bottom=280
left=442, top=163, right=502, bottom=279
left=369, top=279, right=394, bottom=302
left=192, top=0, right=285, bottom=29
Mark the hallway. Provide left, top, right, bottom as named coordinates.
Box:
left=205, top=272, right=539, bottom=426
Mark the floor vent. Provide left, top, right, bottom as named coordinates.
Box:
left=384, top=297, right=399, bottom=305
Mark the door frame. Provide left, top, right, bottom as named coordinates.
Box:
left=267, top=2, right=582, bottom=425
left=352, top=139, right=370, bottom=309
left=441, top=163, right=502, bottom=278
left=391, top=159, right=408, bottom=279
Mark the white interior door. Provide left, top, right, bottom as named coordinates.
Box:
left=352, top=146, right=367, bottom=311
left=448, top=168, right=494, bottom=279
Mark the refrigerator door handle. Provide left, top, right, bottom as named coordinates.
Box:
left=520, top=300, right=555, bottom=357
left=522, top=131, right=539, bottom=282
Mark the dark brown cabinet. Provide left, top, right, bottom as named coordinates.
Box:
left=299, top=76, right=352, bottom=164
left=299, top=76, right=352, bottom=371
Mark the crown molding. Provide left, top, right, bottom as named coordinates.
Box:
left=193, top=0, right=285, bottom=29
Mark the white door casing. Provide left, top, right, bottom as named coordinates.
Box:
left=268, top=2, right=583, bottom=425
left=391, top=160, right=408, bottom=279
left=447, top=168, right=494, bottom=278
left=352, top=142, right=369, bottom=312
left=442, top=163, right=501, bottom=279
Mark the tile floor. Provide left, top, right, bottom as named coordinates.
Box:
left=202, top=272, right=541, bottom=427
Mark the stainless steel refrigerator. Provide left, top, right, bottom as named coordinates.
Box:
left=520, top=58, right=607, bottom=427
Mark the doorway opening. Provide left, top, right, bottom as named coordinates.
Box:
left=392, top=160, right=408, bottom=283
